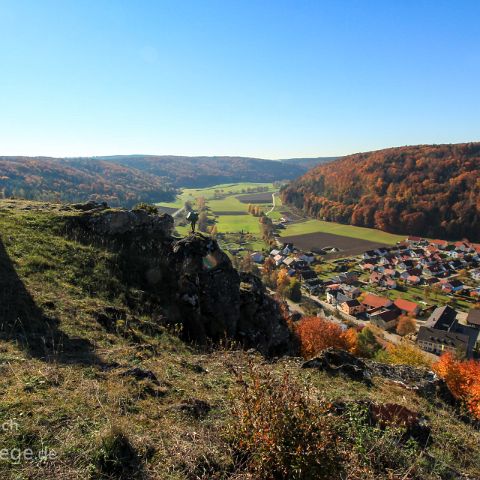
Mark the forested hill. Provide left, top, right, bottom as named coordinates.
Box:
left=99, top=155, right=308, bottom=187
left=0, top=156, right=176, bottom=207
left=279, top=156, right=339, bottom=169
left=281, top=142, right=480, bottom=241
left=0, top=155, right=310, bottom=206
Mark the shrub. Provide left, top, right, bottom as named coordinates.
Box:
left=375, top=342, right=432, bottom=368
left=276, top=268, right=291, bottom=298
left=133, top=202, right=158, bottom=215
left=228, top=366, right=343, bottom=479
left=227, top=365, right=429, bottom=479
left=288, top=278, right=302, bottom=302
left=433, top=353, right=480, bottom=420
left=396, top=315, right=417, bottom=336
left=356, top=327, right=381, bottom=358
left=295, top=316, right=351, bottom=359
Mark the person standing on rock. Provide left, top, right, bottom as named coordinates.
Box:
left=186, top=211, right=199, bottom=233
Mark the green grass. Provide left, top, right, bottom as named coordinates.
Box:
left=159, top=183, right=281, bottom=249
left=282, top=219, right=405, bottom=245
left=214, top=214, right=261, bottom=234
left=208, top=196, right=251, bottom=212
left=157, top=182, right=276, bottom=210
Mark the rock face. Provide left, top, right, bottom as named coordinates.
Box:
left=171, top=233, right=241, bottom=342
left=73, top=206, right=174, bottom=238
left=367, top=361, right=442, bottom=397
left=238, top=272, right=292, bottom=356
left=66, top=205, right=291, bottom=356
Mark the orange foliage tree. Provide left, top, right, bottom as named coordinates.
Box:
left=295, top=316, right=357, bottom=359
left=433, top=353, right=480, bottom=420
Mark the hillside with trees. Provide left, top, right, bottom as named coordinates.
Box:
left=0, top=155, right=310, bottom=206
left=279, top=156, right=339, bottom=169
left=0, top=156, right=176, bottom=206
left=101, top=154, right=307, bottom=187
left=281, top=143, right=480, bottom=240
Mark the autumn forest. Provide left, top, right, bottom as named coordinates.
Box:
left=281, top=143, right=480, bottom=241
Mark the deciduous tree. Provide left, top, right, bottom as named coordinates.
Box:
left=396, top=315, right=416, bottom=336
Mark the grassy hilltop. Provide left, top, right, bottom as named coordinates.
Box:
left=0, top=199, right=478, bottom=479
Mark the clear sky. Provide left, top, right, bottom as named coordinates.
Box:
left=1, top=0, right=479, bottom=158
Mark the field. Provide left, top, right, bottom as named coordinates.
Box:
left=281, top=219, right=404, bottom=245
left=281, top=231, right=391, bottom=257
left=156, top=182, right=406, bottom=256
left=236, top=192, right=274, bottom=203
left=156, top=182, right=279, bottom=251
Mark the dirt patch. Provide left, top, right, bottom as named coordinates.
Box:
left=281, top=231, right=389, bottom=257
left=236, top=192, right=273, bottom=204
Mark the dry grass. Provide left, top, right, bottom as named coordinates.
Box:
left=0, top=200, right=478, bottom=479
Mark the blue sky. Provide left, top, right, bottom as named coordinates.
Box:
left=0, top=0, right=479, bottom=158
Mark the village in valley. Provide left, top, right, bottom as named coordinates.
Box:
left=250, top=235, right=480, bottom=360
left=158, top=181, right=480, bottom=361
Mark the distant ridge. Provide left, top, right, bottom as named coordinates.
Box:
left=0, top=153, right=335, bottom=206
left=279, top=156, right=339, bottom=169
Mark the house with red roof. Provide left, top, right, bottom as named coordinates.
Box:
left=394, top=298, right=420, bottom=316
left=361, top=294, right=392, bottom=316
left=430, top=239, right=449, bottom=249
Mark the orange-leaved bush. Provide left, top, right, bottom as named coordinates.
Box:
left=433, top=353, right=480, bottom=420
left=295, top=316, right=357, bottom=359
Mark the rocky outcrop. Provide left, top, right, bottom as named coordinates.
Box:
left=303, top=348, right=448, bottom=400
left=170, top=233, right=241, bottom=343
left=238, top=272, right=293, bottom=357
left=71, top=206, right=174, bottom=238
left=65, top=204, right=291, bottom=356
left=367, top=360, right=443, bottom=397
left=302, top=348, right=372, bottom=384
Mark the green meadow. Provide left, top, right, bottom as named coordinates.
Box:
left=156, top=182, right=276, bottom=211
left=281, top=219, right=405, bottom=245
left=157, top=182, right=405, bottom=249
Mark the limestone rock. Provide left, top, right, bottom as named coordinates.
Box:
left=303, top=348, right=451, bottom=401
left=302, top=348, right=372, bottom=384
left=67, top=208, right=290, bottom=356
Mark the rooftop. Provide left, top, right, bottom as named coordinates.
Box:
left=361, top=293, right=391, bottom=309
left=394, top=298, right=419, bottom=314
left=466, top=309, right=480, bottom=327
left=417, top=326, right=469, bottom=349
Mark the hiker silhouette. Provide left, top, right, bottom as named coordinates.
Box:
left=186, top=211, right=199, bottom=233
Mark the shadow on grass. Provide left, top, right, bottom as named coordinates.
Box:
left=0, top=236, right=103, bottom=365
